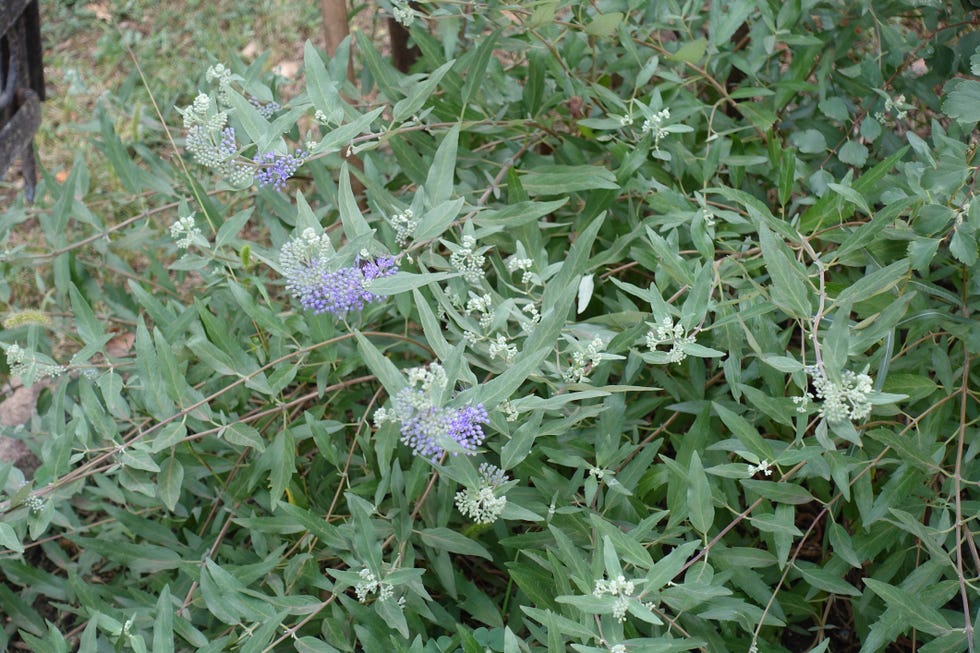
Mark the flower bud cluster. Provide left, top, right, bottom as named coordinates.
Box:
left=391, top=1, right=418, bottom=27
left=389, top=208, right=419, bottom=247
left=249, top=96, right=281, bottom=118
left=450, top=235, right=486, bottom=284
left=465, top=293, right=494, bottom=331
left=506, top=255, right=535, bottom=285
left=25, top=494, right=45, bottom=515
left=809, top=368, right=874, bottom=423
left=455, top=463, right=510, bottom=524
left=354, top=568, right=395, bottom=603
left=6, top=344, right=66, bottom=381
left=170, top=215, right=208, bottom=250
left=641, top=108, right=671, bottom=147
left=593, top=574, right=636, bottom=623
left=375, top=363, right=490, bottom=460
left=645, top=317, right=695, bottom=364
left=563, top=336, right=605, bottom=383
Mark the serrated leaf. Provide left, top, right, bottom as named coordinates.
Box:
left=950, top=226, right=978, bottom=265
left=941, top=78, right=980, bottom=123
left=837, top=140, right=868, bottom=167
left=793, top=128, right=826, bottom=154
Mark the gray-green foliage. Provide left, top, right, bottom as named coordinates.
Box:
left=1, top=1, right=978, bottom=652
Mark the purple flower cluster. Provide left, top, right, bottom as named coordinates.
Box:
left=400, top=402, right=489, bottom=460
left=254, top=149, right=305, bottom=190
left=286, top=256, right=397, bottom=317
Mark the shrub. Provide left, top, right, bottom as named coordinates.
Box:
left=1, top=1, right=978, bottom=652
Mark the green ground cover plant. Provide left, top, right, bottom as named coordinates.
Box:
left=0, top=1, right=978, bottom=651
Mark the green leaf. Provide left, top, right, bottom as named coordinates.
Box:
left=315, top=107, right=385, bottom=154
left=793, top=128, right=826, bottom=154
left=355, top=30, right=401, bottom=99
left=393, top=60, right=455, bottom=122
left=354, top=330, right=407, bottom=395
left=223, top=422, right=266, bottom=451
left=265, top=429, right=295, bottom=507
left=99, top=110, right=139, bottom=193
left=758, top=224, right=812, bottom=318
left=157, top=455, right=183, bottom=511
left=586, top=12, right=623, bottom=37
left=224, top=87, right=277, bottom=152
left=0, top=521, right=23, bottom=554
left=69, top=284, right=106, bottom=350
left=827, top=180, right=871, bottom=215
left=740, top=480, right=814, bottom=505
left=950, top=226, right=978, bottom=266
left=214, top=208, right=253, bottom=250
left=941, top=78, right=980, bottom=123
left=778, top=147, right=796, bottom=207
left=645, top=540, right=700, bottom=591
left=834, top=260, right=909, bottom=306
left=425, top=124, right=460, bottom=207
left=827, top=521, right=863, bottom=568
left=794, top=561, right=860, bottom=596
left=818, top=97, right=849, bottom=121
left=669, top=38, right=708, bottom=64
left=461, top=30, right=500, bottom=107
left=418, top=527, right=492, bottom=560
left=837, top=140, right=868, bottom=167
left=152, top=586, right=174, bottom=653
left=687, top=451, right=714, bottom=534
left=864, top=578, right=952, bottom=636
left=338, top=163, right=373, bottom=241
left=761, top=354, right=804, bottom=373
left=714, top=402, right=775, bottom=461
left=304, top=41, right=347, bottom=124
left=413, top=197, right=465, bottom=242
left=521, top=165, right=619, bottom=195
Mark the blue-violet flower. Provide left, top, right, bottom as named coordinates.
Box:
left=254, top=149, right=306, bottom=190
left=280, top=229, right=397, bottom=317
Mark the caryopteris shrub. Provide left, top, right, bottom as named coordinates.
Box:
left=1, top=1, right=978, bottom=652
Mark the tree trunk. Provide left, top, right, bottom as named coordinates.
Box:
left=318, top=0, right=354, bottom=82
